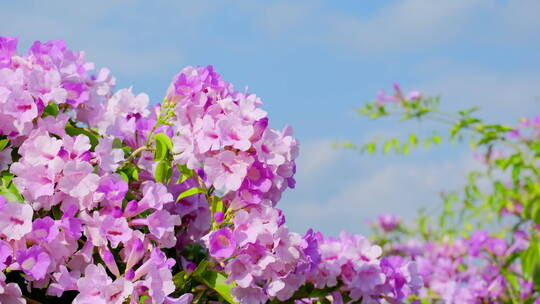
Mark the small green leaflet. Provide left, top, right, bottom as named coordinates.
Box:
left=522, top=241, right=540, bottom=278
left=176, top=187, right=206, bottom=202
left=0, top=139, right=9, bottom=151
left=139, top=295, right=149, bottom=304
left=0, top=173, right=24, bottom=203
left=196, top=271, right=237, bottom=304
left=65, top=122, right=99, bottom=150
left=176, top=164, right=194, bottom=184
left=42, top=103, right=60, bottom=117
left=155, top=160, right=172, bottom=184
left=153, top=133, right=173, bottom=161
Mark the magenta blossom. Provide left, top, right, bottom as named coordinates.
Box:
left=209, top=227, right=237, bottom=258
left=16, top=245, right=51, bottom=280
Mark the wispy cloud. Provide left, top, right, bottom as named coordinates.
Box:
left=325, top=0, right=482, bottom=53
left=282, top=152, right=478, bottom=236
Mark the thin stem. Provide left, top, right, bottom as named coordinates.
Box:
left=120, top=146, right=154, bottom=169
left=24, top=297, right=44, bottom=304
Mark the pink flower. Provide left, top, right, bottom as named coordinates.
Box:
left=47, top=265, right=80, bottom=297
left=139, top=181, right=174, bottom=211
left=209, top=227, right=237, bottom=258
left=195, top=115, right=222, bottom=153
left=100, top=215, right=132, bottom=248
left=0, top=147, right=11, bottom=171
left=16, top=245, right=51, bottom=280
left=226, top=254, right=255, bottom=288
left=0, top=36, right=18, bottom=67
left=0, top=240, right=12, bottom=271
left=0, top=201, right=33, bottom=240
left=73, top=264, right=112, bottom=304
left=218, top=116, right=254, bottom=151
left=204, top=150, right=253, bottom=192
left=0, top=272, right=25, bottom=304
left=147, top=210, right=181, bottom=239
left=377, top=214, right=400, bottom=232
left=31, top=216, right=59, bottom=242
left=97, top=175, right=128, bottom=202
left=172, top=132, right=200, bottom=169
left=58, top=160, right=100, bottom=199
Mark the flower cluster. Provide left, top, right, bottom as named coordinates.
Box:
left=374, top=220, right=540, bottom=303
left=306, top=232, right=422, bottom=303
left=0, top=36, right=421, bottom=304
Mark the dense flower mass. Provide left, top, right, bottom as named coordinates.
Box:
left=0, top=36, right=421, bottom=303
left=361, top=84, right=540, bottom=304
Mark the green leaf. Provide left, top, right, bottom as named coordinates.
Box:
left=119, top=171, right=129, bottom=183
left=0, top=139, right=9, bottom=151
left=153, top=133, right=173, bottom=161
left=383, top=141, right=392, bottom=154
left=196, top=271, right=237, bottom=304
left=533, top=203, right=540, bottom=225
left=155, top=160, right=172, bottom=184
left=0, top=173, right=24, bottom=203
left=52, top=205, right=63, bottom=220
left=139, top=295, right=149, bottom=304
left=521, top=241, right=540, bottom=278
left=192, top=259, right=208, bottom=277
left=43, top=103, right=60, bottom=117
left=176, top=164, right=194, bottom=184
left=402, top=143, right=410, bottom=155
left=212, top=196, right=224, bottom=214
left=176, top=187, right=206, bottom=202
left=366, top=142, right=376, bottom=154
left=172, top=270, right=187, bottom=289
left=408, top=134, right=418, bottom=147
left=65, top=122, right=99, bottom=150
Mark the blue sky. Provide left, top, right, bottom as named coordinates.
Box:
left=2, top=0, right=539, bottom=236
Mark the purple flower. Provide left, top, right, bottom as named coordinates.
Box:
left=73, top=264, right=112, bottom=304
left=299, top=229, right=320, bottom=273
left=31, top=216, right=59, bottom=242
left=58, top=160, right=100, bottom=199
left=97, top=175, right=128, bottom=202
left=377, top=214, right=400, bottom=232
left=209, top=227, right=237, bottom=258
left=0, top=272, right=25, bottom=304
left=214, top=211, right=224, bottom=224
left=0, top=240, right=12, bottom=271
left=0, top=201, right=33, bottom=240
left=0, top=36, right=18, bottom=67
left=16, top=245, right=51, bottom=280
left=204, top=150, right=253, bottom=192
left=147, top=210, right=182, bottom=239
left=100, top=215, right=132, bottom=248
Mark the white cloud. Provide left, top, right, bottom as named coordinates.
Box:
left=325, top=0, right=482, bottom=53
left=295, top=139, right=343, bottom=184
left=255, top=1, right=321, bottom=37
left=414, top=63, right=540, bottom=121
left=282, top=152, right=479, bottom=236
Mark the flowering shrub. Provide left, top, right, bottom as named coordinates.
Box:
left=0, top=37, right=421, bottom=304
left=355, top=84, right=540, bottom=303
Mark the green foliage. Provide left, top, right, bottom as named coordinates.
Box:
left=65, top=121, right=99, bottom=150
left=358, top=91, right=540, bottom=302
left=0, top=139, right=9, bottom=151
left=176, top=187, right=206, bottom=202
left=195, top=271, right=237, bottom=304
left=155, top=160, right=172, bottom=184
left=42, top=103, right=60, bottom=118
left=0, top=172, right=24, bottom=203
left=153, top=132, right=173, bottom=161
